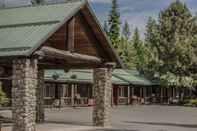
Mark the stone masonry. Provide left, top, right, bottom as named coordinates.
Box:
left=12, top=58, right=38, bottom=131
left=36, top=69, right=45, bottom=123
left=93, top=67, right=112, bottom=127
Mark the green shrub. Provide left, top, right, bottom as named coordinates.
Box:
left=0, top=86, right=8, bottom=106
left=184, top=99, right=197, bottom=107
left=189, top=99, right=197, bottom=107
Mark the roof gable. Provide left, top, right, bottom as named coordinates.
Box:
left=0, top=1, right=85, bottom=57
left=0, top=0, right=123, bottom=68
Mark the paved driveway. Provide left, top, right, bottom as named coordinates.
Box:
left=45, top=105, right=197, bottom=131
left=1, top=105, right=197, bottom=131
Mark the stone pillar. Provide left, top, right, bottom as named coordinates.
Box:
left=36, top=69, right=45, bottom=123
left=12, top=58, right=37, bottom=131
left=93, top=67, right=113, bottom=127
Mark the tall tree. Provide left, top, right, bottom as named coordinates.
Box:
left=132, top=28, right=145, bottom=72
left=122, top=21, right=131, bottom=40
left=108, top=0, right=121, bottom=49
left=144, top=17, right=160, bottom=77
left=146, top=0, right=196, bottom=87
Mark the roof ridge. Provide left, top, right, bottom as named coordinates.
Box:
left=0, top=20, right=60, bottom=29
left=0, top=0, right=86, bottom=11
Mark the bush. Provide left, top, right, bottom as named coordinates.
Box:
left=0, top=86, right=8, bottom=106
left=184, top=99, right=197, bottom=107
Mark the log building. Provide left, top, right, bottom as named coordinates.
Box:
left=0, top=0, right=124, bottom=130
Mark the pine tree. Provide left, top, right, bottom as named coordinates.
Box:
left=146, top=0, right=196, bottom=87
left=144, top=17, right=160, bottom=76
left=132, top=28, right=145, bottom=72
left=108, top=0, right=121, bottom=49
left=122, top=21, right=131, bottom=40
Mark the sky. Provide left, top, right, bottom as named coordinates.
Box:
left=89, top=0, right=197, bottom=37
left=0, top=0, right=196, bottom=37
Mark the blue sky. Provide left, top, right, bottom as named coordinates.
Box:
left=0, top=0, right=196, bottom=37
left=89, top=0, right=197, bottom=37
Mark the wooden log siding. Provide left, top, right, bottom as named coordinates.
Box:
left=35, top=46, right=102, bottom=64
left=67, top=18, right=75, bottom=52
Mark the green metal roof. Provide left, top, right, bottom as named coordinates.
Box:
left=45, top=69, right=130, bottom=85
left=0, top=1, right=85, bottom=57
left=44, top=69, right=155, bottom=86
left=113, top=69, right=154, bottom=86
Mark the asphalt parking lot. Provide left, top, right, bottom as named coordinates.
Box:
left=1, top=105, right=197, bottom=131
left=44, top=105, right=197, bottom=131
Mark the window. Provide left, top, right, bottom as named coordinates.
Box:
left=61, top=84, right=70, bottom=98
left=44, top=83, right=55, bottom=98
left=118, top=86, right=127, bottom=97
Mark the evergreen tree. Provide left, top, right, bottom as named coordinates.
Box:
left=119, top=37, right=136, bottom=69
left=108, top=0, right=121, bottom=49
left=122, top=21, right=131, bottom=40
left=146, top=0, right=196, bottom=87
left=144, top=17, right=160, bottom=77
left=132, top=28, right=145, bottom=72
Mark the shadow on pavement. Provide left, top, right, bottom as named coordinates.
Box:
left=125, top=121, right=197, bottom=128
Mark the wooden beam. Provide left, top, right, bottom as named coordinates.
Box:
left=67, top=18, right=75, bottom=52
left=35, top=46, right=102, bottom=64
